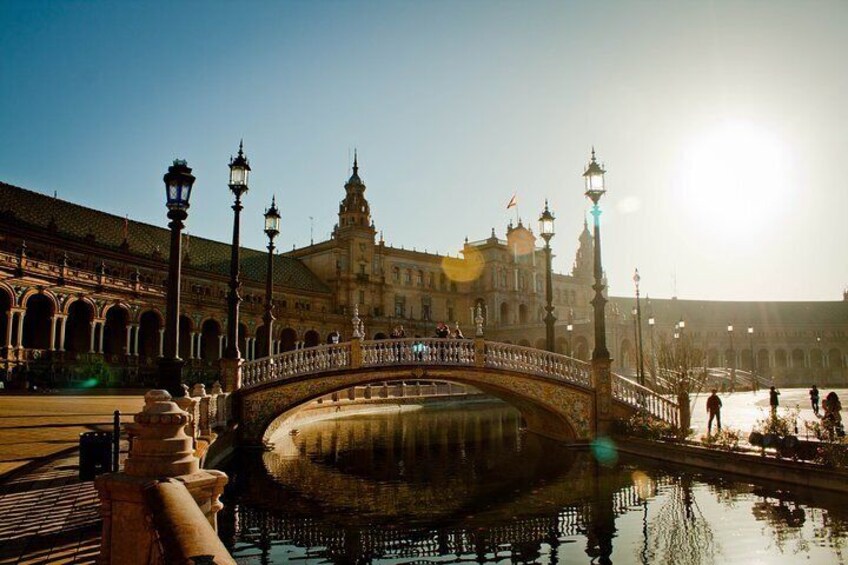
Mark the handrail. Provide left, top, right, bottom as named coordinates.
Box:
left=241, top=342, right=352, bottom=388
left=484, top=341, right=592, bottom=388
left=611, top=373, right=679, bottom=427
left=361, top=337, right=476, bottom=367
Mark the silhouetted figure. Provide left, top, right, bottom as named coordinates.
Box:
left=769, top=386, right=780, bottom=415
left=810, top=385, right=820, bottom=416
left=706, top=389, right=722, bottom=435
left=823, top=391, right=843, bottom=439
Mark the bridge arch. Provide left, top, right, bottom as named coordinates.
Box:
left=239, top=366, right=593, bottom=447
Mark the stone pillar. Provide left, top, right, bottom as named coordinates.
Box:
left=220, top=357, right=243, bottom=392
left=4, top=311, right=13, bottom=349
left=89, top=321, right=96, bottom=353
left=132, top=324, right=139, bottom=356
left=49, top=316, right=57, bottom=351
left=592, top=357, right=613, bottom=437
left=218, top=335, right=224, bottom=359
left=58, top=315, right=67, bottom=352
left=97, top=322, right=105, bottom=354
left=158, top=328, right=165, bottom=357
left=189, top=332, right=196, bottom=360
left=125, top=325, right=132, bottom=355
left=15, top=310, right=25, bottom=348
left=95, top=390, right=228, bottom=565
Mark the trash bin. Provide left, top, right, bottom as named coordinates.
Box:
left=79, top=431, right=113, bottom=481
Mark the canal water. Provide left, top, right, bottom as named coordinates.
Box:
left=219, top=401, right=848, bottom=564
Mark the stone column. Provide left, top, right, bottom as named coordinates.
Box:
left=15, top=310, right=25, bottom=348
left=189, top=333, right=196, bottom=360
left=97, top=322, right=105, bottom=354
left=132, top=324, right=139, bottom=356
left=125, top=325, right=132, bottom=355
left=158, top=328, right=165, bottom=357
left=49, top=316, right=57, bottom=351
left=89, top=321, right=96, bottom=353
left=58, top=316, right=67, bottom=352
left=94, top=390, right=229, bottom=565
left=4, top=311, right=13, bottom=349
left=218, top=335, right=224, bottom=359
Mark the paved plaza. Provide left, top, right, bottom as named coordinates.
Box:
left=0, top=393, right=143, bottom=564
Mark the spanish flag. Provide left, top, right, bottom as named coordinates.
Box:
left=506, top=193, right=517, bottom=209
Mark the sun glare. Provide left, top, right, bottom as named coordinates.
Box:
left=677, top=120, right=793, bottom=238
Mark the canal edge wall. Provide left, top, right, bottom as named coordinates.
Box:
left=617, top=436, right=848, bottom=494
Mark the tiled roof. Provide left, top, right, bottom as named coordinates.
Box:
left=0, top=182, right=331, bottom=294
left=609, top=296, right=848, bottom=327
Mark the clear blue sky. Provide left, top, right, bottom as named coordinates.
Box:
left=2, top=1, right=846, bottom=301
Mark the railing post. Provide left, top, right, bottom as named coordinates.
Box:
left=220, top=357, right=243, bottom=392
left=593, top=357, right=613, bottom=436
left=350, top=339, right=362, bottom=369
left=474, top=338, right=486, bottom=368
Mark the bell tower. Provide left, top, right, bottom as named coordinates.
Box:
left=335, top=151, right=375, bottom=239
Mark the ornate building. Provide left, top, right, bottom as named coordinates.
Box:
left=1, top=158, right=846, bottom=388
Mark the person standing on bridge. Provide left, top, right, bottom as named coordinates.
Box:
left=707, top=389, right=722, bottom=435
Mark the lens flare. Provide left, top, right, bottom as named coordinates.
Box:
left=441, top=245, right=484, bottom=283
left=631, top=470, right=654, bottom=499
left=591, top=436, right=618, bottom=467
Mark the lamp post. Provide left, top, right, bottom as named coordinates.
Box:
left=159, top=159, right=195, bottom=397
left=633, top=269, right=645, bottom=386
left=748, top=325, right=755, bottom=389
left=539, top=201, right=556, bottom=352
left=566, top=322, right=574, bottom=356
left=647, top=314, right=655, bottom=385
left=225, top=141, right=250, bottom=361
left=583, top=148, right=613, bottom=434
left=583, top=148, right=609, bottom=361
left=263, top=197, right=281, bottom=357
left=728, top=324, right=736, bottom=392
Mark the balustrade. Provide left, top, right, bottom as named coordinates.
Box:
left=611, top=373, right=679, bottom=427
left=484, top=342, right=592, bottom=388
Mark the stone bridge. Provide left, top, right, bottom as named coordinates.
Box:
left=232, top=338, right=678, bottom=445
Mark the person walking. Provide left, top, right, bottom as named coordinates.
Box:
left=810, top=384, right=820, bottom=416
left=769, top=386, right=780, bottom=415
left=706, top=389, right=722, bottom=435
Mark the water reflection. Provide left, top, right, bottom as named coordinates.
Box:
left=220, top=402, right=848, bottom=564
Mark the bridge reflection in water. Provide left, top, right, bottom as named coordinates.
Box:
left=219, top=403, right=848, bottom=564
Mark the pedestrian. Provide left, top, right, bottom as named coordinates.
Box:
left=823, top=391, right=843, bottom=439
left=452, top=323, right=464, bottom=339
left=769, top=386, right=780, bottom=415
left=707, top=389, right=722, bottom=435
left=810, top=384, right=820, bottom=416
left=435, top=323, right=449, bottom=338
left=328, top=330, right=340, bottom=344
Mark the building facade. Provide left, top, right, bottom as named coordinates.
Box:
left=1, top=159, right=846, bottom=388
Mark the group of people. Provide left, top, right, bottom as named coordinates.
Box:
left=810, top=385, right=843, bottom=438
left=389, top=323, right=465, bottom=340
left=706, top=384, right=844, bottom=438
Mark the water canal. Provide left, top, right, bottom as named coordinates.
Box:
left=219, top=400, right=848, bottom=564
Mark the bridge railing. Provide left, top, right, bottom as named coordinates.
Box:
left=360, top=338, right=476, bottom=367
left=611, top=373, right=679, bottom=427
left=242, top=342, right=352, bottom=388
left=484, top=341, right=592, bottom=388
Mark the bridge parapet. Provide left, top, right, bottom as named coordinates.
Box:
left=611, top=373, right=679, bottom=427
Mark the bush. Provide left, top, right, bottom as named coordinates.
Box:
left=701, top=429, right=742, bottom=452
left=617, top=410, right=679, bottom=440
left=815, top=439, right=848, bottom=468
left=754, top=406, right=800, bottom=438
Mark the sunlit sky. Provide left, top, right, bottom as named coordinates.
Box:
left=2, top=1, right=847, bottom=302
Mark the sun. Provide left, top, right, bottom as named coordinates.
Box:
left=677, top=120, right=793, bottom=238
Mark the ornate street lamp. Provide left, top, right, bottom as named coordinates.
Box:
left=263, top=197, right=281, bottom=357
left=647, top=312, right=655, bottom=384
left=583, top=148, right=609, bottom=361
left=566, top=318, right=574, bottom=357
left=159, top=159, right=195, bottom=397
left=539, top=201, right=556, bottom=352
left=225, top=141, right=250, bottom=360
left=728, top=324, right=736, bottom=392
left=633, top=269, right=645, bottom=386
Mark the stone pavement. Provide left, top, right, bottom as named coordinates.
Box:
left=0, top=393, right=144, bottom=564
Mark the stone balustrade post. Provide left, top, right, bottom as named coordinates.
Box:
left=220, top=357, right=243, bottom=392
left=592, top=356, right=613, bottom=436
left=474, top=338, right=486, bottom=368
left=350, top=338, right=362, bottom=369
left=94, top=390, right=228, bottom=565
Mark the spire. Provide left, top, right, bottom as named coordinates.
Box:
left=591, top=145, right=596, bottom=163
left=238, top=139, right=244, bottom=158
left=353, top=149, right=358, bottom=176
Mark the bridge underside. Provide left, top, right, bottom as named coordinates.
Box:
left=237, top=367, right=598, bottom=446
